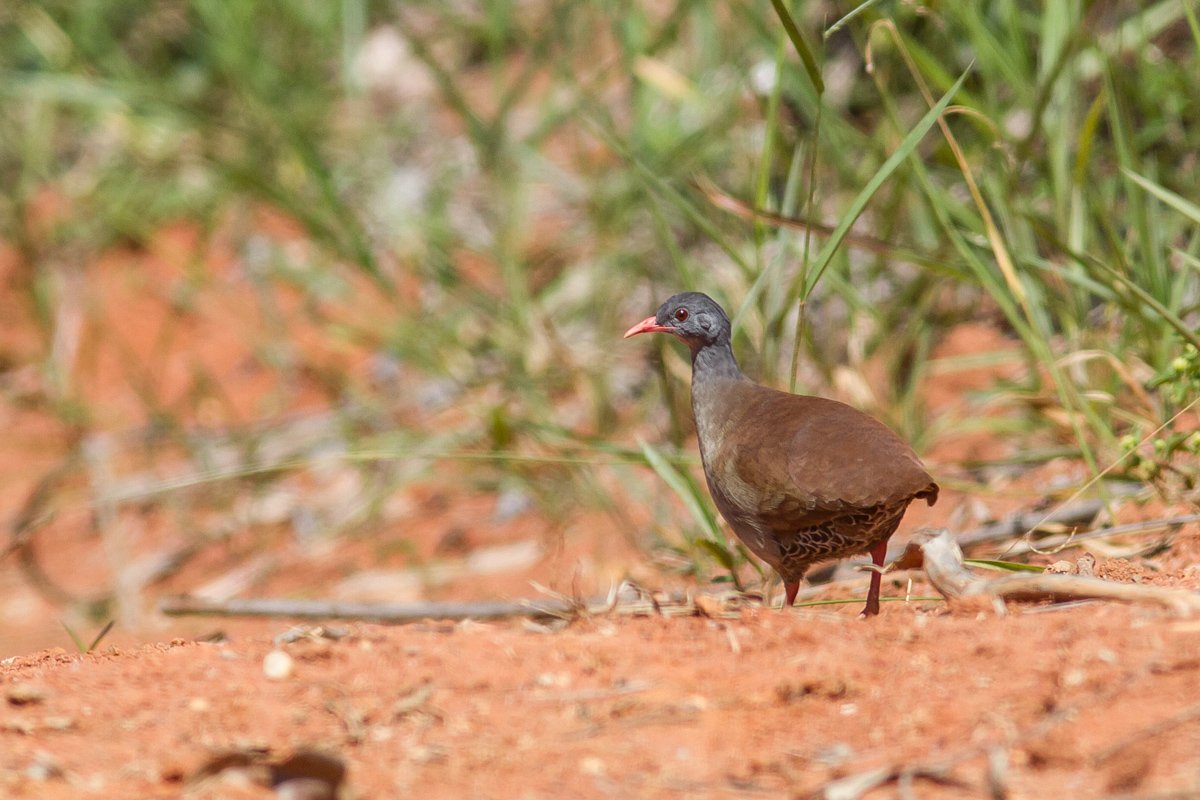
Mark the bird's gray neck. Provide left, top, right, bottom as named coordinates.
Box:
left=690, top=340, right=744, bottom=383
left=689, top=341, right=746, bottom=465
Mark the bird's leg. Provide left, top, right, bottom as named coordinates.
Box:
left=783, top=580, right=801, bottom=609
left=860, top=540, right=889, bottom=617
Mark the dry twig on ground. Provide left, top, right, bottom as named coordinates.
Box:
left=914, top=529, right=1200, bottom=615
left=159, top=595, right=584, bottom=624
left=158, top=584, right=744, bottom=624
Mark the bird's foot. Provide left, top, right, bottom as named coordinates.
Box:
left=857, top=600, right=881, bottom=619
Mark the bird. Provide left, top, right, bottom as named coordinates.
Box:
left=625, top=291, right=938, bottom=616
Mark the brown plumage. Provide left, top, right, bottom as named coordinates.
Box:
left=626, top=292, right=937, bottom=616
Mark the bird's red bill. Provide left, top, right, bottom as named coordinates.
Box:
left=623, top=316, right=672, bottom=338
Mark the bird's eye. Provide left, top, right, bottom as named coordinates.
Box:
left=673, top=307, right=689, bottom=322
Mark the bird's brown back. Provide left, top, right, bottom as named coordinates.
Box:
left=701, top=382, right=937, bottom=536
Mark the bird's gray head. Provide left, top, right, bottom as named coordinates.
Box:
left=623, top=292, right=732, bottom=352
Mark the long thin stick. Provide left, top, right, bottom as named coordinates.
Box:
left=159, top=596, right=583, bottom=623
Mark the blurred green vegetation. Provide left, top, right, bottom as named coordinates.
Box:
left=2, top=0, right=1198, bottom=592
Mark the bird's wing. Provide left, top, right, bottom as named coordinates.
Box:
left=719, top=390, right=936, bottom=536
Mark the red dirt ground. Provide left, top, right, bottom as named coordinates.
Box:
left=3, top=604, right=1200, bottom=799
left=2, top=225, right=1200, bottom=798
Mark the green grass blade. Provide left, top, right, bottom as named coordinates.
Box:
left=767, top=0, right=824, bottom=94
left=964, top=559, right=1045, bottom=573
left=1123, top=169, right=1200, bottom=227
left=637, top=439, right=725, bottom=547
left=61, top=621, right=87, bottom=653
left=88, top=619, right=116, bottom=651
left=800, top=63, right=972, bottom=299
left=825, top=0, right=884, bottom=40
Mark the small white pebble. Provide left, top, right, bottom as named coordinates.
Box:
left=25, top=751, right=63, bottom=782
left=6, top=683, right=47, bottom=705
left=408, top=744, right=445, bottom=764
left=535, top=672, right=569, bottom=688
left=839, top=703, right=858, bottom=716
left=815, top=742, right=855, bottom=766
left=262, top=649, right=294, bottom=681
left=188, top=697, right=210, bottom=712
left=579, top=756, right=605, bottom=776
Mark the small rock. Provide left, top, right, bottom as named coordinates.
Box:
left=693, top=595, right=729, bottom=618
left=41, top=716, right=74, bottom=731
left=25, top=752, right=63, bottom=782
left=408, top=744, right=446, bottom=764
left=1045, top=561, right=1076, bottom=575
left=263, top=650, right=295, bottom=681
left=775, top=678, right=849, bottom=702
left=276, top=777, right=338, bottom=800
left=1061, top=668, right=1086, bottom=688
left=813, top=742, right=855, bottom=766
left=535, top=672, right=569, bottom=688
left=6, top=683, right=47, bottom=706
left=271, top=750, right=346, bottom=800
left=1, top=718, right=33, bottom=734
left=579, top=756, right=605, bottom=776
